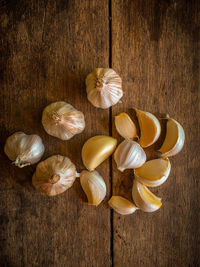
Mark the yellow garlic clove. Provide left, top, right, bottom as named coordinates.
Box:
left=86, top=68, right=123, bottom=109
left=80, top=170, right=106, bottom=206
left=82, top=135, right=117, bottom=171
left=108, top=196, right=138, bottom=215
left=114, top=139, right=146, bottom=172
left=159, top=118, right=185, bottom=157
left=136, top=109, right=161, bottom=148
left=4, top=132, right=45, bottom=168
left=32, top=155, right=77, bottom=196
left=42, top=101, right=85, bottom=140
left=132, top=180, right=162, bottom=212
left=134, top=158, right=171, bottom=187
left=115, top=112, right=138, bottom=139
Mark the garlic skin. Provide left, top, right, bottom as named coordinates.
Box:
left=134, top=158, right=171, bottom=187
left=32, top=155, right=77, bottom=196
left=82, top=135, right=117, bottom=171
left=108, top=196, right=138, bottom=215
left=132, top=180, right=162, bottom=212
left=86, top=68, right=123, bottom=109
left=42, top=101, right=85, bottom=140
left=115, top=112, right=138, bottom=139
left=80, top=170, right=106, bottom=206
left=114, top=139, right=146, bottom=172
left=136, top=109, right=161, bottom=148
left=4, top=132, right=45, bottom=168
left=159, top=118, right=185, bottom=157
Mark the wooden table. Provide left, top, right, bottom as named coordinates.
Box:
left=0, top=1, right=199, bottom=266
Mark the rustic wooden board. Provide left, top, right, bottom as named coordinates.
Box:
left=112, top=0, right=199, bottom=266
left=0, top=1, right=111, bottom=266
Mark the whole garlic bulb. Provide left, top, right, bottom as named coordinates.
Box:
left=32, top=155, right=77, bottom=196
left=114, top=139, right=146, bottom=172
left=4, top=132, right=45, bottom=168
left=42, top=101, right=85, bottom=140
left=86, top=68, right=123, bottom=109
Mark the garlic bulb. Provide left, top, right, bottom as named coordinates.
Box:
left=114, top=139, right=146, bottom=172
left=86, top=68, right=123, bottom=109
left=136, top=109, right=161, bottom=148
left=42, top=101, right=85, bottom=140
left=132, top=180, right=162, bottom=212
left=32, top=155, right=77, bottom=196
left=108, top=196, right=138, bottom=215
left=80, top=170, right=106, bottom=206
left=4, top=132, right=45, bottom=168
left=159, top=118, right=185, bottom=157
left=82, top=135, right=117, bottom=171
left=115, top=112, right=138, bottom=139
left=134, top=158, right=171, bottom=187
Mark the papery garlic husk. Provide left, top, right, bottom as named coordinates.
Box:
left=108, top=196, right=138, bottom=215
left=80, top=170, right=106, bottom=206
left=86, top=68, right=123, bottom=109
left=159, top=118, right=185, bottom=157
left=4, top=132, right=45, bottom=168
left=136, top=109, right=161, bottom=148
left=32, top=155, right=77, bottom=196
left=114, top=139, right=146, bottom=172
left=134, top=158, right=171, bottom=187
left=132, top=180, right=162, bottom=212
left=115, top=112, right=138, bottom=139
left=42, top=101, right=85, bottom=140
left=82, top=135, right=117, bottom=171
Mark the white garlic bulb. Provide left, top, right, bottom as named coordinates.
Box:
left=32, top=155, right=77, bottom=196
left=86, top=68, right=123, bottom=109
left=42, top=101, right=85, bottom=140
left=114, top=139, right=146, bottom=172
left=4, top=132, right=45, bottom=168
left=80, top=170, right=106, bottom=206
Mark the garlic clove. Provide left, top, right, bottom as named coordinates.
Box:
left=82, top=135, right=117, bottom=171
left=158, top=118, right=185, bottom=157
left=108, top=196, right=138, bottom=215
left=80, top=170, right=106, bottom=206
left=4, top=132, right=45, bottom=168
left=42, top=101, right=85, bottom=140
left=115, top=112, right=138, bottom=139
left=132, top=180, right=162, bottom=212
left=32, top=155, right=77, bottom=196
left=86, top=68, right=123, bottom=109
left=114, top=139, right=146, bottom=172
left=136, top=109, right=161, bottom=148
left=134, top=158, right=171, bottom=187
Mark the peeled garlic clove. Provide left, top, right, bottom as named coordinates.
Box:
left=108, top=196, right=138, bottom=215
left=115, top=112, right=138, bottom=139
left=32, top=155, right=77, bottom=196
left=134, top=158, right=171, bottom=187
left=82, top=135, right=117, bottom=171
left=86, top=68, right=123, bottom=109
left=136, top=109, right=161, bottom=148
left=4, top=132, right=45, bottom=168
left=132, top=180, right=162, bottom=212
left=114, top=139, right=146, bottom=172
left=42, top=101, right=85, bottom=140
left=159, top=118, right=185, bottom=157
left=80, top=170, right=106, bottom=206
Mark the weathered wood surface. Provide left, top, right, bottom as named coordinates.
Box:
left=0, top=0, right=199, bottom=266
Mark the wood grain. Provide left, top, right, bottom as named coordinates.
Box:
left=0, top=1, right=111, bottom=266
left=112, top=0, right=199, bottom=266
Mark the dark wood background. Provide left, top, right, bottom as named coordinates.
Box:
left=0, top=0, right=199, bottom=266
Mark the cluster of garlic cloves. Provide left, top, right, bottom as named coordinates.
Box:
left=4, top=132, right=45, bottom=168
left=42, top=101, right=85, bottom=140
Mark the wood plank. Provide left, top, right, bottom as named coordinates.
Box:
left=0, top=1, right=111, bottom=266
left=112, top=0, right=199, bottom=266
